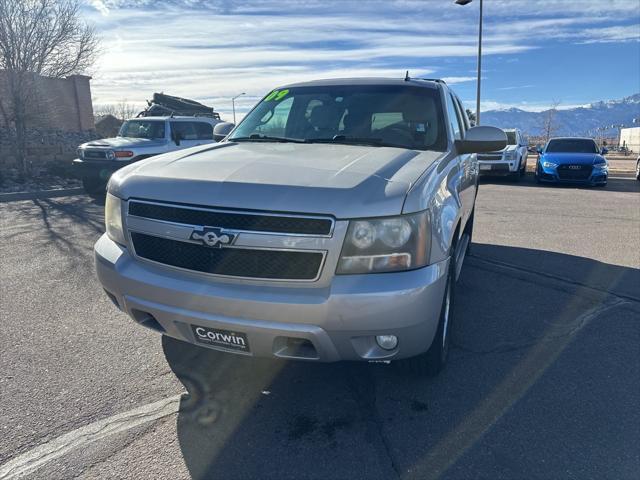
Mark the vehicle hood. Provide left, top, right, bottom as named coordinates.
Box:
left=80, top=137, right=167, bottom=149
left=486, top=145, right=517, bottom=154
left=110, top=142, right=444, bottom=218
left=540, top=152, right=606, bottom=165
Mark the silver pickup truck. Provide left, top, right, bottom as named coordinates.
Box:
left=95, top=78, right=506, bottom=376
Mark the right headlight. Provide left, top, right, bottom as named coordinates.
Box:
left=336, top=211, right=430, bottom=275
left=542, top=161, right=558, bottom=168
left=105, top=193, right=126, bottom=246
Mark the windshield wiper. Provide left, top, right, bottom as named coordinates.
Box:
left=307, top=135, right=405, bottom=148
left=231, top=134, right=308, bottom=144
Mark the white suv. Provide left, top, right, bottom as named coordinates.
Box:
left=74, top=116, right=222, bottom=194
left=477, top=128, right=528, bottom=180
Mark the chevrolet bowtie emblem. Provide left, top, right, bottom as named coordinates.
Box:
left=190, top=227, right=237, bottom=248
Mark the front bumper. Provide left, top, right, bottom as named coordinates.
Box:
left=95, top=234, right=449, bottom=362
left=73, top=158, right=133, bottom=181
left=478, top=159, right=519, bottom=175
left=536, top=163, right=608, bottom=185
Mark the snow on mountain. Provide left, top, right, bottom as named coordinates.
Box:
left=481, top=94, right=640, bottom=136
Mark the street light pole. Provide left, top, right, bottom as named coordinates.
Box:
left=232, top=93, right=245, bottom=124
left=456, top=0, right=483, bottom=125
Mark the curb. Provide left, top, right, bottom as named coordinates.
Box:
left=0, top=187, right=85, bottom=203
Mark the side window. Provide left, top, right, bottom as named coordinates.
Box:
left=171, top=122, right=198, bottom=140
left=255, top=96, right=294, bottom=136
left=445, top=92, right=463, bottom=141
left=194, top=122, right=213, bottom=140
left=454, top=96, right=470, bottom=131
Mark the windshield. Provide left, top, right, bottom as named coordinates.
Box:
left=506, top=131, right=517, bottom=145
left=546, top=138, right=598, bottom=153
left=118, top=120, right=166, bottom=139
left=229, top=84, right=447, bottom=151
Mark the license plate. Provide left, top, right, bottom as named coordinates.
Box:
left=191, top=324, right=250, bottom=352
left=480, top=164, right=492, bottom=171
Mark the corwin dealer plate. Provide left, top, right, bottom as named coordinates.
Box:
left=191, top=324, right=250, bottom=352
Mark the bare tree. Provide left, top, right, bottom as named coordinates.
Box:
left=539, top=99, right=561, bottom=143
left=0, top=0, right=100, bottom=174
left=95, top=100, right=140, bottom=121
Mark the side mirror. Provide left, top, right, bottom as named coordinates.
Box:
left=172, top=131, right=182, bottom=146
left=455, top=126, right=507, bottom=154
left=536, top=147, right=543, bottom=154
left=600, top=147, right=608, bottom=155
left=214, top=122, right=235, bottom=142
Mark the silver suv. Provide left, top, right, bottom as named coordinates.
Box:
left=95, top=78, right=506, bottom=375
left=74, top=116, right=221, bottom=194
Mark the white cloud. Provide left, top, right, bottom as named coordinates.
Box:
left=81, top=0, right=639, bottom=115
left=89, top=0, right=109, bottom=16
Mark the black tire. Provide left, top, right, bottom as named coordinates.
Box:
left=465, top=209, right=474, bottom=255
left=636, top=160, right=640, bottom=181
left=534, top=164, right=542, bottom=184
left=82, top=176, right=106, bottom=195
left=397, top=254, right=455, bottom=376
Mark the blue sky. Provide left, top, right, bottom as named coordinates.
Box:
left=83, top=0, right=640, bottom=120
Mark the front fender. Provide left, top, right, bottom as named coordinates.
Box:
left=402, top=152, right=463, bottom=264
left=430, top=165, right=463, bottom=263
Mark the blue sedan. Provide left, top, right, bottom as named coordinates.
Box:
left=535, top=137, right=608, bottom=186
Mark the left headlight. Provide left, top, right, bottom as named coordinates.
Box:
left=105, top=193, right=126, bottom=246
left=336, top=211, right=430, bottom=275
left=504, top=150, right=517, bottom=160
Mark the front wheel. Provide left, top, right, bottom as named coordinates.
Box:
left=397, top=257, right=455, bottom=376
left=636, top=160, right=640, bottom=181
left=534, top=164, right=542, bottom=184
left=82, top=176, right=106, bottom=195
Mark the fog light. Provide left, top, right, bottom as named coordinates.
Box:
left=376, top=335, right=398, bottom=350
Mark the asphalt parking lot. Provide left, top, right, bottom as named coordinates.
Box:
left=1, top=173, right=639, bottom=480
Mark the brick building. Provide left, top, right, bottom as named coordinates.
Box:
left=0, top=71, right=96, bottom=169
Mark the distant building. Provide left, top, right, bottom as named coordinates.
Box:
left=0, top=71, right=94, bottom=131
left=95, top=114, right=123, bottom=138
left=0, top=70, right=96, bottom=169
left=619, top=127, right=640, bottom=153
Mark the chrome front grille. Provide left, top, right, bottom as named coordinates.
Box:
left=477, top=153, right=503, bottom=161
left=126, top=200, right=334, bottom=281
left=128, top=201, right=333, bottom=236
left=81, top=149, right=108, bottom=160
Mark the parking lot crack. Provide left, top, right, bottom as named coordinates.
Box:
left=468, top=254, right=640, bottom=304
left=452, top=298, right=629, bottom=356
left=345, top=367, right=402, bottom=480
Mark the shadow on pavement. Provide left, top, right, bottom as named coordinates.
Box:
left=480, top=172, right=640, bottom=193
left=163, top=244, right=640, bottom=480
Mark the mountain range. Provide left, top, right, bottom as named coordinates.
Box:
left=481, top=93, right=640, bottom=137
